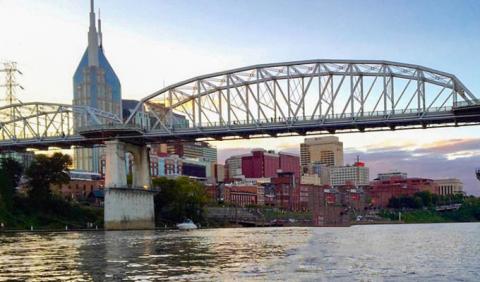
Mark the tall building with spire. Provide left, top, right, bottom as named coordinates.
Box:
left=73, top=0, right=122, bottom=172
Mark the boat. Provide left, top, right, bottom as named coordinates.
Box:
left=176, top=219, right=198, bottom=230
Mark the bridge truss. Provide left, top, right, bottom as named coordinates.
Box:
left=126, top=60, right=479, bottom=140
left=0, top=60, right=479, bottom=149
left=0, top=102, right=121, bottom=149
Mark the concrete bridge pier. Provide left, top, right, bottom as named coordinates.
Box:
left=104, top=139, right=155, bottom=230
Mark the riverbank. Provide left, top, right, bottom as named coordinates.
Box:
left=380, top=207, right=480, bottom=224
left=0, top=196, right=103, bottom=230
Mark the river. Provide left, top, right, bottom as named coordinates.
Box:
left=0, top=223, right=479, bottom=281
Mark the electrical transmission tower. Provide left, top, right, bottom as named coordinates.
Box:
left=0, top=61, right=24, bottom=106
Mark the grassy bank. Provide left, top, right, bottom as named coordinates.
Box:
left=0, top=196, right=103, bottom=230
left=380, top=197, right=480, bottom=224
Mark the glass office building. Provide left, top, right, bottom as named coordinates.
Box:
left=73, top=0, right=122, bottom=172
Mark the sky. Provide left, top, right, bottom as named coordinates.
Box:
left=0, top=0, right=479, bottom=194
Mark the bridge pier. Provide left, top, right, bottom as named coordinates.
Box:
left=104, top=139, right=155, bottom=230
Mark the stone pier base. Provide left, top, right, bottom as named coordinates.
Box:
left=104, top=188, right=155, bottom=230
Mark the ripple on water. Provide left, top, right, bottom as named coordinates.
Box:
left=0, top=224, right=479, bottom=281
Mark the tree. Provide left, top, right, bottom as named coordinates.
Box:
left=153, top=176, right=208, bottom=224
left=0, top=158, right=23, bottom=210
left=415, top=191, right=433, bottom=207
left=1, top=158, right=23, bottom=187
left=25, top=153, right=71, bottom=208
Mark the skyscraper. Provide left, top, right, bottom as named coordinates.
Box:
left=73, top=0, right=122, bottom=172
left=300, top=136, right=344, bottom=173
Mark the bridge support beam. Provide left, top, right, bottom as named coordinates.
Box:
left=104, top=139, right=155, bottom=230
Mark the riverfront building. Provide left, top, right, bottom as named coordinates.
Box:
left=367, top=175, right=439, bottom=208
left=224, top=183, right=265, bottom=207
left=73, top=1, right=122, bottom=172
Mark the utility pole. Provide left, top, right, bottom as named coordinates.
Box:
left=0, top=61, right=24, bottom=140
left=0, top=61, right=24, bottom=106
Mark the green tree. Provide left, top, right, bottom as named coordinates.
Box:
left=0, top=158, right=23, bottom=210
left=153, top=176, right=208, bottom=224
left=25, top=153, right=71, bottom=208
left=415, top=191, right=433, bottom=207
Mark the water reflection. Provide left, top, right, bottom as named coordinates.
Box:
left=1, top=224, right=479, bottom=281
left=0, top=232, right=87, bottom=281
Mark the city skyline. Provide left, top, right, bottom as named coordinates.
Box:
left=1, top=0, right=479, bottom=194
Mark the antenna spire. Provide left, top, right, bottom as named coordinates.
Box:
left=87, top=0, right=99, bottom=66
left=98, top=9, right=103, bottom=47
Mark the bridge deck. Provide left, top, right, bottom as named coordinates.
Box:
left=0, top=106, right=479, bottom=150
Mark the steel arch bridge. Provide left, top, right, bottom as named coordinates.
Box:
left=0, top=102, right=122, bottom=149
left=126, top=59, right=479, bottom=140
left=0, top=59, right=480, bottom=150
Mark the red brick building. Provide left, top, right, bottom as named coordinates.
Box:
left=241, top=149, right=300, bottom=179
left=310, top=184, right=367, bottom=226
left=271, top=172, right=303, bottom=211
left=279, top=153, right=301, bottom=178
left=366, top=177, right=439, bottom=208
left=224, top=184, right=265, bottom=207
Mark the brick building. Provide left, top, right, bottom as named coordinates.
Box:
left=366, top=176, right=439, bottom=208
left=223, top=183, right=265, bottom=207
left=241, top=149, right=300, bottom=179
left=310, top=183, right=367, bottom=226
left=271, top=172, right=302, bottom=211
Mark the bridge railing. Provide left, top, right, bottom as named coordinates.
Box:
left=151, top=106, right=455, bottom=131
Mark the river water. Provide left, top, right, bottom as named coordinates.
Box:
left=0, top=223, right=479, bottom=281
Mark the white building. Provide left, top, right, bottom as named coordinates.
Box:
left=328, top=164, right=369, bottom=186
left=434, top=178, right=464, bottom=195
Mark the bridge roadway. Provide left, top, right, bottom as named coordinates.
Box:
left=0, top=104, right=479, bottom=151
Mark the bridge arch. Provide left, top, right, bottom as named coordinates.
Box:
left=125, top=60, right=477, bottom=136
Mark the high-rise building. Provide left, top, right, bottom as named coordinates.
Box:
left=73, top=0, right=122, bottom=172
left=300, top=136, right=344, bottom=173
